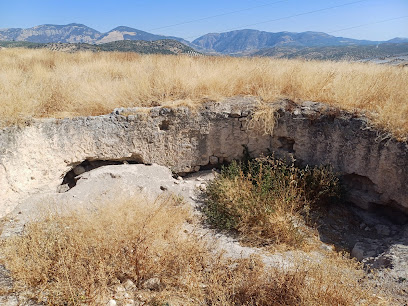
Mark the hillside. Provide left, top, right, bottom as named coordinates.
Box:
left=0, top=23, right=100, bottom=43
left=97, top=26, right=190, bottom=45
left=192, top=29, right=378, bottom=55
left=251, top=42, right=408, bottom=62
left=387, top=37, right=408, bottom=43
left=0, top=23, right=189, bottom=45
left=0, top=39, right=200, bottom=55
left=97, top=40, right=199, bottom=55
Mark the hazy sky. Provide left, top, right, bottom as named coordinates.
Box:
left=0, top=0, right=407, bottom=41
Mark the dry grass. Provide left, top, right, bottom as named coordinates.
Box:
left=0, top=48, right=407, bottom=139
left=247, top=102, right=279, bottom=135
left=1, top=193, right=385, bottom=305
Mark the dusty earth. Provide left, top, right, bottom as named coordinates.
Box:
left=0, top=163, right=407, bottom=305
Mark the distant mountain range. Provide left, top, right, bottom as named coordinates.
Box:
left=1, top=23, right=407, bottom=55
left=192, top=29, right=385, bottom=55
left=0, top=23, right=190, bottom=45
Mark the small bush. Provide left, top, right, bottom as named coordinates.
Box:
left=204, top=156, right=340, bottom=248
left=207, top=254, right=379, bottom=306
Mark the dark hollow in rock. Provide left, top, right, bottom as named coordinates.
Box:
left=159, top=119, right=171, bottom=131
left=61, top=159, right=142, bottom=189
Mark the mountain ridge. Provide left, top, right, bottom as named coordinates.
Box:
left=0, top=23, right=190, bottom=45
left=0, top=23, right=405, bottom=55
left=192, top=29, right=380, bottom=54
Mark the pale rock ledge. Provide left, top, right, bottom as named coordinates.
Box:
left=0, top=96, right=407, bottom=217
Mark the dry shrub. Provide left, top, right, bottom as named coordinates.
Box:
left=247, top=102, right=279, bottom=135
left=0, top=48, right=407, bottom=139
left=204, top=157, right=340, bottom=248
left=0, top=193, right=385, bottom=305
left=1, top=195, right=201, bottom=304
left=206, top=254, right=384, bottom=306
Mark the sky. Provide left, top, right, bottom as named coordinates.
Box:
left=0, top=0, right=407, bottom=41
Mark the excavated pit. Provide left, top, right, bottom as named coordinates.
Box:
left=0, top=97, right=407, bottom=303
left=0, top=96, right=407, bottom=218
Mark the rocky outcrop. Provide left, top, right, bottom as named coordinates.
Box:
left=273, top=101, right=408, bottom=217
left=0, top=97, right=407, bottom=217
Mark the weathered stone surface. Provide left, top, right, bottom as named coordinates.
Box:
left=142, top=277, right=160, bottom=291
left=274, top=105, right=408, bottom=216
left=351, top=223, right=408, bottom=282
left=0, top=97, right=407, bottom=217
left=123, top=279, right=136, bottom=291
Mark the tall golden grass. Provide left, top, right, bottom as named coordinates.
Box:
left=0, top=48, right=407, bottom=139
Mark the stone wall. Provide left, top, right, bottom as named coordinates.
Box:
left=0, top=97, right=407, bottom=217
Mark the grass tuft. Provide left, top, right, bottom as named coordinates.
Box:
left=247, top=102, right=279, bottom=135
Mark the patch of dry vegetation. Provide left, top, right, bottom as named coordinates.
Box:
left=247, top=102, right=279, bottom=135
left=1, top=194, right=385, bottom=305
left=204, top=156, right=340, bottom=249
left=0, top=48, right=407, bottom=139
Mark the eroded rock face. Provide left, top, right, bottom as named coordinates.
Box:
left=272, top=101, right=408, bottom=217
left=0, top=97, right=407, bottom=217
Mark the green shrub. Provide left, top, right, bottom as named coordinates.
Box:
left=204, top=156, right=340, bottom=248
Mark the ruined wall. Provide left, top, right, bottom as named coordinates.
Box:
left=0, top=97, right=407, bottom=217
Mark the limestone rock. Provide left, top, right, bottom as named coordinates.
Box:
left=372, top=244, right=408, bottom=279
left=142, top=277, right=160, bottom=291
left=108, top=299, right=117, bottom=306
left=351, top=224, right=408, bottom=283
left=73, top=165, right=86, bottom=175
left=123, top=279, right=136, bottom=291
left=209, top=156, right=218, bottom=165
